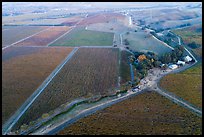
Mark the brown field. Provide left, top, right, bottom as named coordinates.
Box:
left=78, top=13, right=125, bottom=26
left=160, top=63, right=202, bottom=108
left=58, top=91, right=202, bottom=135
left=13, top=48, right=119, bottom=130
left=14, top=26, right=70, bottom=47
left=2, top=26, right=49, bottom=47
left=60, top=15, right=84, bottom=26
left=2, top=46, right=73, bottom=124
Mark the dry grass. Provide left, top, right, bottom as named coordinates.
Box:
left=2, top=47, right=73, bottom=124
left=78, top=13, right=125, bottom=26
left=58, top=91, right=202, bottom=135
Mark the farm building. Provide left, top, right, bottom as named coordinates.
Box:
left=168, top=64, right=178, bottom=70
left=184, top=55, right=192, bottom=62
left=177, top=60, right=185, bottom=66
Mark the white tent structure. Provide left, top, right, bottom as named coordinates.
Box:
left=169, top=64, right=178, bottom=69
left=184, top=55, right=192, bottom=62
left=177, top=60, right=185, bottom=66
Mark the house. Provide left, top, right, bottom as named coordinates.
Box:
left=168, top=64, right=178, bottom=69
left=184, top=55, right=192, bottom=62
left=177, top=60, right=185, bottom=66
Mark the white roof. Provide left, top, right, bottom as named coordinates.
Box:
left=169, top=64, right=178, bottom=69
left=184, top=55, right=192, bottom=61
left=177, top=60, right=185, bottom=65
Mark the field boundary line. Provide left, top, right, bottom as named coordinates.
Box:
left=46, top=26, right=75, bottom=46
left=47, top=14, right=88, bottom=47
left=155, top=88, right=202, bottom=117
left=150, top=33, right=174, bottom=50
left=2, top=26, right=53, bottom=50
left=2, top=47, right=79, bottom=135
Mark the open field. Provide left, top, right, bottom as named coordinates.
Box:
left=86, top=20, right=130, bottom=33
left=2, top=26, right=49, bottom=47
left=2, top=47, right=73, bottom=124
left=160, top=63, right=202, bottom=108
left=58, top=91, right=202, bottom=135
left=3, top=15, right=84, bottom=26
left=78, top=13, right=126, bottom=26
left=130, top=8, right=201, bottom=30
left=2, top=10, right=85, bottom=25
left=14, top=26, right=70, bottom=47
left=123, top=31, right=172, bottom=56
left=12, top=48, right=119, bottom=130
left=50, top=27, right=114, bottom=47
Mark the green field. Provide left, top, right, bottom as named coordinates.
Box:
left=58, top=91, right=202, bottom=135
left=160, top=63, right=202, bottom=108
left=50, top=27, right=114, bottom=47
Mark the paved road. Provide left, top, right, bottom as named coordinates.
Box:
left=31, top=89, right=146, bottom=135
left=2, top=47, right=79, bottom=135
left=154, top=86, right=202, bottom=117
left=147, top=64, right=202, bottom=117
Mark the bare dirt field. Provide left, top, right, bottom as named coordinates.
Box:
left=2, top=46, right=73, bottom=124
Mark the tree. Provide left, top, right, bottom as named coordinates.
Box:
left=124, top=39, right=129, bottom=45
left=160, top=53, right=172, bottom=64
left=171, top=51, right=178, bottom=63
left=153, top=60, right=162, bottom=68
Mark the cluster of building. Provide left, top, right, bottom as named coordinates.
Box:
left=165, top=55, right=193, bottom=70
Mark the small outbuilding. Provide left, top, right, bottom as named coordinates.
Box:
left=184, top=55, right=192, bottom=62
left=168, top=64, right=178, bottom=70
left=177, top=60, right=185, bottom=66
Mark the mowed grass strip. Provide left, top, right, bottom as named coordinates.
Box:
left=58, top=91, right=202, bottom=135
left=50, top=27, right=114, bottom=47
left=160, top=63, right=202, bottom=108
left=2, top=47, right=73, bottom=124
left=12, top=48, right=119, bottom=131
left=120, top=50, right=131, bottom=84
